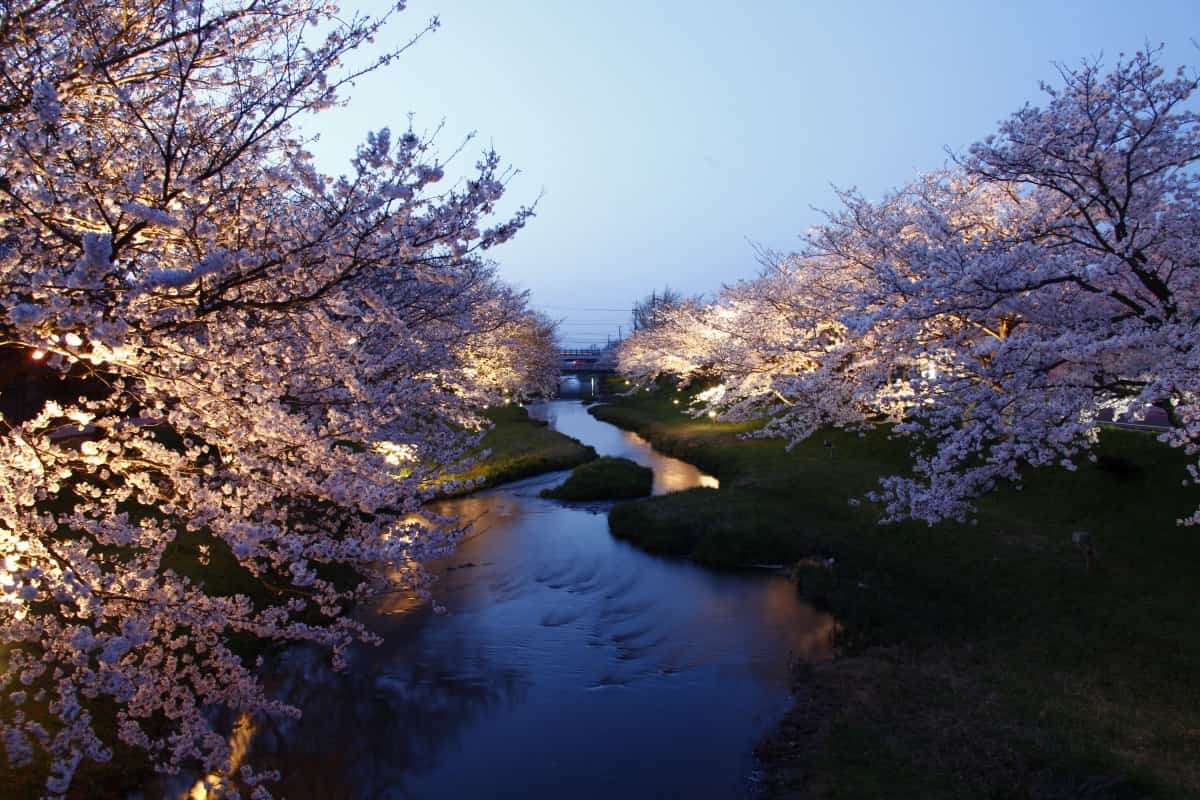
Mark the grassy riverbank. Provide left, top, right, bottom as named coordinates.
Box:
left=594, top=387, right=1200, bottom=798
left=438, top=404, right=597, bottom=495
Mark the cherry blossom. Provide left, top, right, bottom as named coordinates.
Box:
left=0, top=2, right=554, bottom=795
left=620, top=50, right=1199, bottom=526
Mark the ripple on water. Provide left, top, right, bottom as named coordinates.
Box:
left=607, top=622, right=656, bottom=644
left=598, top=598, right=653, bottom=620
left=540, top=607, right=584, bottom=628
left=615, top=633, right=668, bottom=662
left=533, top=559, right=575, bottom=585
left=601, top=572, right=641, bottom=600
left=485, top=574, right=530, bottom=603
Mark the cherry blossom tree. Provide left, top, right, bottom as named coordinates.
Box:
left=866, top=51, right=1200, bottom=523
left=620, top=49, right=1200, bottom=525
left=0, top=1, right=550, bottom=796
left=618, top=246, right=891, bottom=438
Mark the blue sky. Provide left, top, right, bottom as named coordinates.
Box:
left=304, top=1, right=1199, bottom=347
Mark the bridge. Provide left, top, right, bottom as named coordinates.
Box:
left=558, top=347, right=617, bottom=398
left=559, top=347, right=617, bottom=374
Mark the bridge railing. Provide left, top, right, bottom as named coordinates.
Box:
left=558, top=348, right=618, bottom=372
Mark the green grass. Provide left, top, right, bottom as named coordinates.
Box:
left=437, top=404, right=597, bottom=495
left=593, top=385, right=1200, bottom=799
left=540, top=456, right=653, bottom=501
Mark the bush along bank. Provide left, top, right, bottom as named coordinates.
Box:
left=592, top=387, right=1200, bottom=799
left=540, top=456, right=653, bottom=501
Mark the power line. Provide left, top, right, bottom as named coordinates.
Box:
left=537, top=305, right=629, bottom=311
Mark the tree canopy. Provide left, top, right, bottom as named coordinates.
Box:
left=0, top=1, right=554, bottom=795
left=620, top=50, right=1200, bottom=525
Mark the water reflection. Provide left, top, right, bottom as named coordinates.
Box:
left=185, top=713, right=253, bottom=799
left=233, top=638, right=530, bottom=800
left=167, top=400, right=828, bottom=800
left=526, top=400, right=719, bottom=494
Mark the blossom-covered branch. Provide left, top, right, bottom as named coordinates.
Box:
left=0, top=2, right=553, bottom=796
left=619, top=49, right=1200, bottom=525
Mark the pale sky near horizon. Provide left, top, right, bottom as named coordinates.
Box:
left=303, top=1, right=1199, bottom=347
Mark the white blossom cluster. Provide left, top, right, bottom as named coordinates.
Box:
left=620, top=50, right=1200, bottom=526
left=0, top=1, right=556, bottom=796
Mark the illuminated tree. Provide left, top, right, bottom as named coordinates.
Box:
left=0, top=1, right=548, bottom=795
left=620, top=50, right=1200, bottom=525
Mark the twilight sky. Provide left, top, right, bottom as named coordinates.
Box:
left=304, top=1, right=1199, bottom=347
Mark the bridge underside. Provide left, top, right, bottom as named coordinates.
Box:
left=557, top=372, right=607, bottom=398
left=557, top=350, right=617, bottom=398
left=559, top=366, right=615, bottom=375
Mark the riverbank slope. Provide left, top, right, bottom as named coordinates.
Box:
left=437, top=404, right=597, bottom=496
left=593, top=387, right=1200, bottom=799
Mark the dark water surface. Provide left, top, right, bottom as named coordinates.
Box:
left=175, top=401, right=832, bottom=799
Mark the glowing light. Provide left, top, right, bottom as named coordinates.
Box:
left=0, top=556, right=16, bottom=589
left=0, top=553, right=27, bottom=618
left=672, top=399, right=679, bottom=404
left=707, top=411, right=717, bottom=420
left=31, top=350, right=45, bottom=360
left=187, top=712, right=255, bottom=800
left=64, top=332, right=83, bottom=347
left=374, top=441, right=418, bottom=466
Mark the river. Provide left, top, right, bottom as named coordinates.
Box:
left=177, top=400, right=833, bottom=799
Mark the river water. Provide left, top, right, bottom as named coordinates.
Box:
left=180, top=400, right=832, bottom=799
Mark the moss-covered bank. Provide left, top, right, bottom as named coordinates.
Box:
left=593, top=387, right=1200, bottom=799
left=540, top=456, right=652, bottom=501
